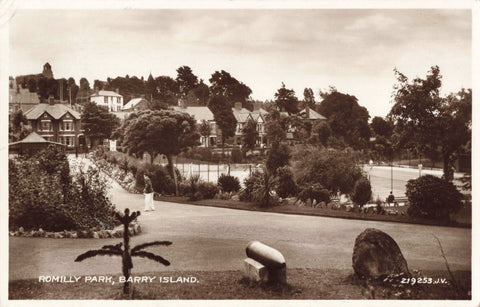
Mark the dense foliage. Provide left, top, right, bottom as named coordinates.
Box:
left=406, top=175, right=463, bottom=222
left=217, top=174, right=241, bottom=193
left=389, top=66, right=471, bottom=181
left=351, top=177, right=372, bottom=207
left=298, top=184, right=330, bottom=204
left=293, top=146, right=363, bottom=196
left=275, top=166, right=297, bottom=198
left=9, top=145, right=116, bottom=231
left=81, top=102, right=120, bottom=147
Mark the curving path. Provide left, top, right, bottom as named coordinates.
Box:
left=9, top=158, right=471, bottom=280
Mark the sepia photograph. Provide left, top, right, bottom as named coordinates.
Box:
left=1, top=1, right=476, bottom=305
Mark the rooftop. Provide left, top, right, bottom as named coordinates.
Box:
left=25, top=103, right=81, bottom=120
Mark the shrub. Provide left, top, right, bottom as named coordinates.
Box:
left=293, top=146, right=362, bottom=196
left=218, top=173, right=240, bottom=193
left=9, top=153, right=117, bottom=231
left=266, top=143, right=291, bottom=174
left=275, top=166, right=297, bottom=198
left=298, top=184, right=330, bottom=204
left=351, top=177, right=372, bottom=207
left=406, top=175, right=463, bottom=221
left=231, top=148, right=243, bottom=163
left=249, top=168, right=278, bottom=207
left=145, top=164, right=175, bottom=195
left=239, top=171, right=263, bottom=202
left=197, top=182, right=219, bottom=199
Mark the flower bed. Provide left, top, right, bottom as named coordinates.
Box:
left=9, top=222, right=142, bottom=239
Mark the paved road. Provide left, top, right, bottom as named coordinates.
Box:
left=9, top=173, right=471, bottom=281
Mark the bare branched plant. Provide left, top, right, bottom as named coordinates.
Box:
left=75, top=208, right=172, bottom=295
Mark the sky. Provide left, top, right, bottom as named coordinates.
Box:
left=9, top=9, right=472, bottom=117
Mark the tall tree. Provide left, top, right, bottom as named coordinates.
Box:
left=176, top=66, right=198, bottom=98
left=192, top=79, right=210, bottom=106
left=208, top=95, right=236, bottom=156
left=77, top=78, right=91, bottom=103
left=316, top=89, right=371, bottom=149
left=67, top=77, right=79, bottom=104
left=241, top=118, right=258, bottom=156
left=198, top=120, right=211, bottom=147
left=209, top=70, right=252, bottom=104
left=303, top=87, right=315, bottom=108
left=389, top=66, right=471, bottom=181
left=155, top=76, right=178, bottom=104
left=121, top=110, right=200, bottom=195
left=146, top=73, right=157, bottom=100
left=81, top=102, right=120, bottom=148
left=274, top=82, right=299, bottom=114
left=370, top=116, right=393, bottom=138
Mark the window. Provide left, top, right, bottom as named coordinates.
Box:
left=210, top=122, right=216, bottom=133
left=40, top=120, right=52, bottom=132
left=60, top=136, right=74, bottom=147
left=61, top=120, right=73, bottom=131
left=104, top=97, right=108, bottom=104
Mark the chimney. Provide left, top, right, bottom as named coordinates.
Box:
left=94, top=87, right=99, bottom=95
left=305, top=105, right=310, bottom=118
left=115, top=88, right=119, bottom=94
left=48, top=94, right=55, bottom=105
left=234, top=102, right=242, bottom=111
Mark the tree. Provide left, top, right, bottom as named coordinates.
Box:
left=266, top=142, right=291, bottom=174
left=310, top=121, right=332, bottom=146
left=264, top=110, right=287, bottom=146
left=370, top=116, right=393, bottom=138
left=192, top=79, right=210, bottom=105
left=406, top=175, right=463, bottom=222
left=27, top=78, right=37, bottom=93
left=198, top=120, right=211, bottom=147
left=146, top=73, right=157, bottom=100
left=9, top=110, right=31, bottom=142
left=293, top=146, right=363, bottom=196
left=75, top=208, right=172, bottom=295
left=388, top=66, right=471, bottom=181
left=77, top=78, right=91, bottom=103
left=209, top=70, right=252, bottom=104
left=316, top=89, right=371, bottom=149
left=176, top=66, right=198, bottom=98
left=351, top=177, right=372, bottom=207
left=155, top=76, right=178, bottom=104
left=303, top=87, right=315, bottom=108
left=208, top=95, right=236, bottom=156
left=81, top=102, right=120, bottom=147
left=67, top=77, right=79, bottom=104
left=121, top=110, right=200, bottom=195
left=241, top=118, right=258, bottom=156
left=274, top=82, right=299, bottom=114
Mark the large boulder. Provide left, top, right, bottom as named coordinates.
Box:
left=352, top=228, right=410, bottom=279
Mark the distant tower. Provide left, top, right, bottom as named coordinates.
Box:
left=42, top=62, right=54, bottom=79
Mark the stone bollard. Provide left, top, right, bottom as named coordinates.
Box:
left=243, top=241, right=287, bottom=284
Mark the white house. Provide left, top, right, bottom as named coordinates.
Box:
left=90, top=88, right=123, bottom=112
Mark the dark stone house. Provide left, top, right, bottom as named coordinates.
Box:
left=24, top=100, right=84, bottom=149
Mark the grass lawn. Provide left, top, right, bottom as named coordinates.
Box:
left=9, top=269, right=470, bottom=300
left=154, top=195, right=471, bottom=228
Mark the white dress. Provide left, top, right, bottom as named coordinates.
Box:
left=144, top=192, right=155, bottom=211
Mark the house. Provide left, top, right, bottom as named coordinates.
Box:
left=172, top=99, right=218, bottom=147
left=24, top=100, right=84, bottom=149
left=90, top=88, right=123, bottom=112
left=231, top=102, right=268, bottom=146
left=122, top=97, right=149, bottom=112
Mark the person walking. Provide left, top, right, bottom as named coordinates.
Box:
left=144, top=175, right=155, bottom=211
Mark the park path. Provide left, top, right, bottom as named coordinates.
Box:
left=9, top=157, right=471, bottom=280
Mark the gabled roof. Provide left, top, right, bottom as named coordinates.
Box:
left=9, top=132, right=63, bottom=146
left=298, top=108, right=326, bottom=120
left=24, top=103, right=81, bottom=120
left=172, top=106, right=214, bottom=122
left=123, top=98, right=147, bottom=110
left=249, top=113, right=265, bottom=122
left=90, top=90, right=123, bottom=98
left=233, top=112, right=250, bottom=123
